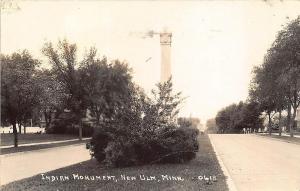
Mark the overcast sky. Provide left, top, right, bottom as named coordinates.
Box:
left=2, top=0, right=300, bottom=124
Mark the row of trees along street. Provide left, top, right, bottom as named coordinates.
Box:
left=249, top=16, right=300, bottom=137
left=215, top=101, right=263, bottom=134
left=1, top=40, right=135, bottom=147
left=210, top=17, right=300, bottom=137
left=211, top=16, right=300, bottom=137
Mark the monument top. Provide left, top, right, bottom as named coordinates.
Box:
left=160, top=32, right=172, bottom=45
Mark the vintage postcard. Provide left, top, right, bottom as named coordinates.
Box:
left=1, top=0, right=300, bottom=190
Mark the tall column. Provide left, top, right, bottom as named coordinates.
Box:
left=160, top=32, right=172, bottom=83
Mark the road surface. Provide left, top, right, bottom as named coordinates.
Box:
left=1, top=143, right=90, bottom=185
left=209, top=134, right=300, bottom=191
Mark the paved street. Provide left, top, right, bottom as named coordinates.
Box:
left=0, top=143, right=90, bottom=186
left=209, top=134, right=300, bottom=191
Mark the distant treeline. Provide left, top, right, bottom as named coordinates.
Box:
left=210, top=16, right=300, bottom=135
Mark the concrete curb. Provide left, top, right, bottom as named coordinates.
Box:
left=208, top=134, right=238, bottom=191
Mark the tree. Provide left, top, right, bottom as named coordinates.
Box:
left=215, top=101, right=263, bottom=134
left=240, top=101, right=263, bottom=132
left=216, top=103, right=241, bottom=133
left=205, top=118, right=217, bottom=134
left=36, top=69, right=67, bottom=131
left=142, top=78, right=184, bottom=133
left=177, top=117, right=200, bottom=129
left=268, top=17, right=300, bottom=137
left=78, top=48, right=133, bottom=125
left=42, top=39, right=85, bottom=140
left=249, top=63, right=279, bottom=135
left=1, top=51, right=40, bottom=147
left=250, top=17, right=300, bottom=137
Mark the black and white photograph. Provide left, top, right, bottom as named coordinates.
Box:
left=0, top=0, right=300, bottom=190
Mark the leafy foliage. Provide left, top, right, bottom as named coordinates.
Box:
left=36, top=69, right=67, bottom=130
left=215, top=101, right=263, bottom=133
left=42, top=39, right=85, bottom=123
left=1, top=51, right=41, bottom=146
left=89, top=79, right=199, bottom=167
left=205, top=118, right=217, bottom=134
left=248, top=16, right=300, bottom=136
left=78, top=48, right=133, bottom=125
left=178, top=117, right=200, bottom=129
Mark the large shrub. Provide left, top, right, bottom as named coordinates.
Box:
left=90, top=128, right=113, bottom=163
left=90, top=125, right=199, bottom=167
left=134, top=126, right=199, bottom=164
left=159, top=127, right=199, bottom=163
left=88, top=79, right=199, bottom=167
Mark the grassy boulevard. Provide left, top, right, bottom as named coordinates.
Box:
left=1, top=134, right=228, bottom=191
left=1, top=134, right=80, bottom=146
left=0, top=139, right=90, bottom=155
left=257, top=133, right=300, bottom=145
left=0, top=134, right=90, bottom=155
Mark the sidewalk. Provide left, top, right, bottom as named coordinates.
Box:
left=0, top=138, right=91, bottom=149
left=1, top=143, right=90, bottom=185
left=281, top=132, right=300, bottom=138
left=257, top=133, right=300, bottom=145
left=259, top=132, right=300, bottom=138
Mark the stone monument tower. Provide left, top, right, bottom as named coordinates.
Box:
left=160, top=32, right=172, bottom=83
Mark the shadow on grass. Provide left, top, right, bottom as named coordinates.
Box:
left=1, top=135, right=229, bottom=191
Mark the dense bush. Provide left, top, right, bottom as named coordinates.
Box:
left=160, top=127, right=199, bottom=163
left=136, top=126, right=199, bottom=164
left=89, top=125, right=199, bottom=167
left=88, top=79, right=199, bottom=167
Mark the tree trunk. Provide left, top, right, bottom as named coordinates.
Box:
left=290, top=107, right=297, bottom=138
left=79, top=120, right=83, bottom=141
left=96, top=113, right=100, bottom=126
left=287, top=104, right=291, bottom=133
left=268, top=113, right=272, bottom=135
left=18, top=122, right=22, bottom=134
left=13, top=123, right=18, bottom=147
left=45, top=118, right=50, bottom=132
left=44, top=111, right=52, bottom=132
left=278, top=110, right=282, bottom=136
left=44, top=112, right=49, bottom=130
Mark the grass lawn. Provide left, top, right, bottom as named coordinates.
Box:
left=0, top=139, right=90, bottom=155
left=258, top=133, right=300, bottom=145
left=1, top=134, right=91, bottom=155
left=1, top=134, right=228, bottom=191
left=1, top=134, right=79, bottom=147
